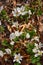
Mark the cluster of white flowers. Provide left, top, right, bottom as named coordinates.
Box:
left=10, top=31, right=23, bottom=40
left=0, top=50, right=23, bottom=64
left=13, top=53, right=23, bottom=64
left=10, top=30, right=31, bottom=41
left=0, top=49, right=11, bottom=57
left=0, top=5, right=3, bottom=13
left=12, top=6, right=32, bottom=17
left=33, top=43, right=43, bottom=57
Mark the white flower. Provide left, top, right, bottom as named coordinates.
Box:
left=39, top=42, right=42, bottom=48
left=34, top=53, right=39, bottom=57
left=12, top=11, right=17, bottom=16
left=14, top=8, right=17, bottom=13
left=10, top=41, right=15, bottom=45
left=5, top=48, right=11, bottom=54
left=17, top=7, right=21, bottom=13
left=32, top=48, right=38, bottom=53
left=26, top=33, right=30, bottom=39
left=28, top=15, right=31, bottom=18
left=28, top=10, right=32, bottom=15
left=34, top=36, right=39, bottom=42
left=38, top=50, right=43, bottom=56
left=0, top=50, right=4, bottom=57
left=13, top=53, right=23, bottom=64
left=15, top=31, right=20, bottom=37
left=17, top=6, right=25, bottom=13
left=12, top=7, right=21, bottom=17
left=20, top=31, right=23, bottom=35
left=31, top=36, right=39, bottom=42
left=12, top=6, right=29, bottom=16
left=35, top=50, right=43, bottom=57
left=21, top=6, right=25, bottom=12
left=0, top=20, right=1, bottom=25
left=33, top=43, right=39, bottom=53
left=10, top=33, right=15, bottom=40
left=0, top=5, right=3, bottom=13
left=12, top=21, right=19, bottom=28
left=35, top=43, right=38, bottom=47
left=34, top=29, right=36, bottom=32
left=10, top=31, right=23, bottom=40
left=34, top=43, right=39, bottom=49
left=32, top=19, right=35, bottom=23
left=21, top=11, right=27, bottom=15
left=39, top=42, right=43, bottom=48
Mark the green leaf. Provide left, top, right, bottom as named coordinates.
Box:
left=37, top=0, right=42, bottom=7
left=19, top=15, right=23, bottom=20
left=1, top=10, right=7, bottom=15
left=37, top=9, right=42, bottom=16
left=14, top=37, right=19, bottom=42
left=29, top=30, right=36, bottom=38
left=29, top=8, right=35, bottom=13
left=25, top=5, right=29, bottom=11
left=26, top=43, right=34, bottom=49
left=1, top=10, right=11, bottom=23
left=2, top=39, right=8, bottom=46
left=14, top=62, right=20, bottom=65
left=31, top=56, right=40, bottom=64
left=36, top=56, right=40, bottom=61
left=24, top=29, right=36, bottom=39
left=37, top=62, right=41, bottom=65
left=20, top=33, right=26, bottom=40
left=27, top=48, right=33, bottom=54
left=26, top=43, right=34, bottom=54
left=31, top=59, right=36, bottom=64
left=12, top=48, right=19, bottom=56
left=0, top=47, right=5, bottom=52
left=0, top=26, right=4, bottom=33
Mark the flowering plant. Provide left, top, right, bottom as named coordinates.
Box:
left=26, top=43, right=43, bottom=65
left=0, top=0, right=43, bottom=65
